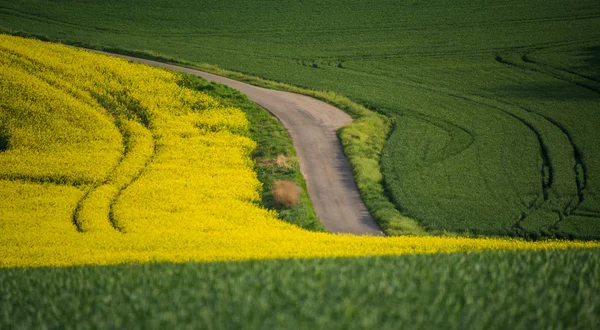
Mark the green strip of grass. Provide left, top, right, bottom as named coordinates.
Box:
left=177, top=73, right=325, bottom=232
left=1, top=249, right=598, bottom=329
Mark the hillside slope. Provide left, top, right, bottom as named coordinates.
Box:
left=1, top=0, right=598, bottom=238
left=1, top=36, right=596, bottom=268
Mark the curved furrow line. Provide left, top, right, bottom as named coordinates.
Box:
left=401, top=77, right=555, bottom=205
left=494, top=53, right=590, bottom=226
left=0, top=175, right=93, bottom=187
left=532, top=114, right=586, bottom=214
left=521, top=48, right=600, bottom=91
left=73, top=119, right=155, bottom=233
left=496, top=51, right=600, bottom=95
left=71, top=120, right=129, bottom=233
left=107, top=126, right=157, bottom=232
left=523, top=55, right=600, bottom=94
left=524, top=54, right=600, bottom=85
left=71, top=186, right=97, bottom=233
left=394, top=109, right=476, bottom=165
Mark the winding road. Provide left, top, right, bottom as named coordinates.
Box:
left=94, top=51, right=384, bottom=236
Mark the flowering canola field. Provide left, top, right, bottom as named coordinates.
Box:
left=0, top=35, right=597, bottom=268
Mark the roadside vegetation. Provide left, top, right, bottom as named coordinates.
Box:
left=176, top=73, right=324, bottom=231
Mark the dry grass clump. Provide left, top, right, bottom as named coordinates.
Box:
left=258, top=154, right=293, bottom=169
left=273, top=180, right=301, bottom=207
left=276, top=154, right=292, bottom=169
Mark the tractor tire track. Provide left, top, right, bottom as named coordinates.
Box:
left=390, top=77, right=561, bottom=232
left=495, top=53, right=590, bottom=229
left=340, top=61, right=560, bottom=232
left=73, top=120, right=156, bottom=233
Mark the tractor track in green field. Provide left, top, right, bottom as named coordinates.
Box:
left=341, top=57, right=589, bottom=235
left=0, top=6, right=116, bottom=33
left=522, top=53, right=600, bottom=93
left=494, top=50, right=596, bottom=233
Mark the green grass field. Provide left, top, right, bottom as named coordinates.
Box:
left=2, top=249, right=598, bottom=329
left=1, top=0, right=598, bottom=239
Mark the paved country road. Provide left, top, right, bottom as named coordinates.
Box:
left=93, top=51, right=384, bottom=236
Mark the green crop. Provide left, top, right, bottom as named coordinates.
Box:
left=1, top=249, right=598, bottom=329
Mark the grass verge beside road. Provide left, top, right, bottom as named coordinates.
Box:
left=177, top=73, right=324, bottom=231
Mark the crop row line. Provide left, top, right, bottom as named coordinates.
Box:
left=338, top=61, right=566, bottom=235
left=0, top=6, right=116, bottom=34
left=72, top=118, right=156, bottom=233
left=494, top=51, right=593, bottom=233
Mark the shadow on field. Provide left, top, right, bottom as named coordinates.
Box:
left=578, top=45, right=600, bottom=81
left=0, top=127, right=9, bottom=151
left=492, top=82, right=599, bottom=100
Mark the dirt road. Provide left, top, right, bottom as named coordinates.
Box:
left=95, top=51, right=384, bottom=236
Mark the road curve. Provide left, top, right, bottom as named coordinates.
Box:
left=94, top=51, right=384, bottom=236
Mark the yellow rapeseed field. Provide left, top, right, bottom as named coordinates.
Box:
left=0, top=35, right=597, bottom=268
